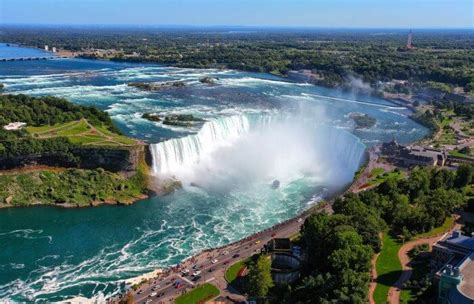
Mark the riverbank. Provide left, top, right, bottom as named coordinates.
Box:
left=107, top=157, right=371, bottom=303
left=109, top=201, right=333, bottom=303
left=0, top=166, right=150, bottom=208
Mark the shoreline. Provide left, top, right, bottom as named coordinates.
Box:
left=106, top=201, right=333, bottom=303
left=106, top=173, right=366, bottom=302
left=105, top=150, right=378, bottom=302
left=0, top=164, right=152, bottom=209
left=0, top=193, right=150, bottom=209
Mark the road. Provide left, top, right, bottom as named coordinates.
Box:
left=111, top=203, right=331, bottom=304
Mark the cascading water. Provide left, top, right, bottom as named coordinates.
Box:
left=150, top=115, right=251, bottom=175
left=321, top=126, right=366, bottom=174
left=150, top=113, right=366, bottom=183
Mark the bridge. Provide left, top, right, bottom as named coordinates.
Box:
left=0, top=56, right=62, bottom=62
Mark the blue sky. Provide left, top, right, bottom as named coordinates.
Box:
left=0, top=0, right=472, bottom=28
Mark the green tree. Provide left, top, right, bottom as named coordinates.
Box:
left=247, top=255, right=274, bottom=298
left=455, top=164, right=474, bottom=188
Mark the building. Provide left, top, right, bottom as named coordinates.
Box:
left=287, top=69, right=322, bottom=83
left=406, top=30, right=414, bottom=49
left=414, top=88, right=473, bottom=104
left=444, top=92, right=474, bottom=104
left=432, top=231, right=474, bottom=270
left=3, top=122, right=27, bottom=131
left=264, top=238, right=301, bottom=284
left=271, top=253, right=301, bottom=285
left=381, top=139, right=447, bottom=167
left=402, top=146, right=447, bottom=167
left=266, top=238, right=292, bottom=253
left=438, top=254, right=474, bottom=304
left=432, top=231, right=474, bottom=303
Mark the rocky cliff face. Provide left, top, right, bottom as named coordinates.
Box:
left=0, top=145, right=146, bottom=172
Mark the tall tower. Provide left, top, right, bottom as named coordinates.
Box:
left=406, top=30, right=413, bottom=49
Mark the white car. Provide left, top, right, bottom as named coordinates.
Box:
left=211, top=259, right=218, bottom=264
left=182, top=269, right=190, bottom=276
left=297, top=218, right=303, bottom=223
left=150, top=292, right=157, bottom=297
left=222, top=250, right=229, bottom=255
left=192, top=270, right=201, bottom=276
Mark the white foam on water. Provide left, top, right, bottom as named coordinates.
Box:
left=150, top=115, right=251, bottom=175
left=302, top=93, right=407, bottom=109
left=219, top=76, right=311, bottom=88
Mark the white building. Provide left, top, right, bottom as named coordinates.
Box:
left=3, top=122, right=27, bottom=131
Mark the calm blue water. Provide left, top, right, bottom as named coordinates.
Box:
left=0, top=50, right=429, bottom=301
left=0, top=43, right=53, bottom=60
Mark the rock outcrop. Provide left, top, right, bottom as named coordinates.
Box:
left=0, top=145, right=146, bottom=173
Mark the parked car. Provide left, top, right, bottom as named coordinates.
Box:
left=211, top=259, right=218, bottom=264
left=232, top=253, right=240, bottom=258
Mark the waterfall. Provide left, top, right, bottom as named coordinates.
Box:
left=150, top=115, right=251, bottom=174
left=150, top=114, right=366, bottom=179
left=324, top=126, right=366, bottom=174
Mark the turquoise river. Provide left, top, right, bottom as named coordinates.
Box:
left=0, top=49, right=428, bottom=301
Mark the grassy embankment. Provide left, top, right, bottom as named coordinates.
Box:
left=0, top=158, right=149, bottom=207
left=175, top=283, right=220, bottom=304
left=373, top=234, right=403, bottom=304
left=399, top=216, right=456, bottom=303
left=225, top=258, right=250, bottom=284
left=366, top=168, right=404, bottom=187
left=374, top=216, right=455, bottom=304
left=449, top=150, right=472, bottom=159
left=0, top=136, right=150, bottom=207
left=27, top=118, right=137, bottom=146
left=414, top=216, right=455, bottom=240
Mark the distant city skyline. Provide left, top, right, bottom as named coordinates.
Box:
left=0, top=0, right=472, bottom=28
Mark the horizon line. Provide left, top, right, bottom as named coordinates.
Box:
left=0, top=23, right=473, bottom=31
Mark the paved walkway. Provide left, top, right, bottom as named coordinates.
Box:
left=368, top=252, right=380, bottom=304
left=387, top=218, right=460, bottom=304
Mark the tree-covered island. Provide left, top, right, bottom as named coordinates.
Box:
left=0, top=94, right=150, bottom=207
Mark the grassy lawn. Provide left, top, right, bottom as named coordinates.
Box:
left=68, top=136, right=106, bottom=145
left=27, top=119, right=137, bottom=146
left=26, top=120, right=78, bottom=133
left=225, top=259, right=249, bottom=284
left=414, top=216, right=454, bottom=239
left=368, top=170, right=404, bottom=187
left=370, top=167, right=385, bottom=177
left=449, top=150, right=472, bottom=159
left=373, top=234, right=403, bottom=304
left=289, top=231, right=301, bottom=242
left=353, top=164, right=367, bottom=181
left=175, top=283, right=220, bottom=304
left=56, top=119, right=90, bottom=136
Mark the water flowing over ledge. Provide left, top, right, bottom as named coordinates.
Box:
left=149, top=114, right=366, bottom=185
left=150, top=115, right=265, bottom=175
